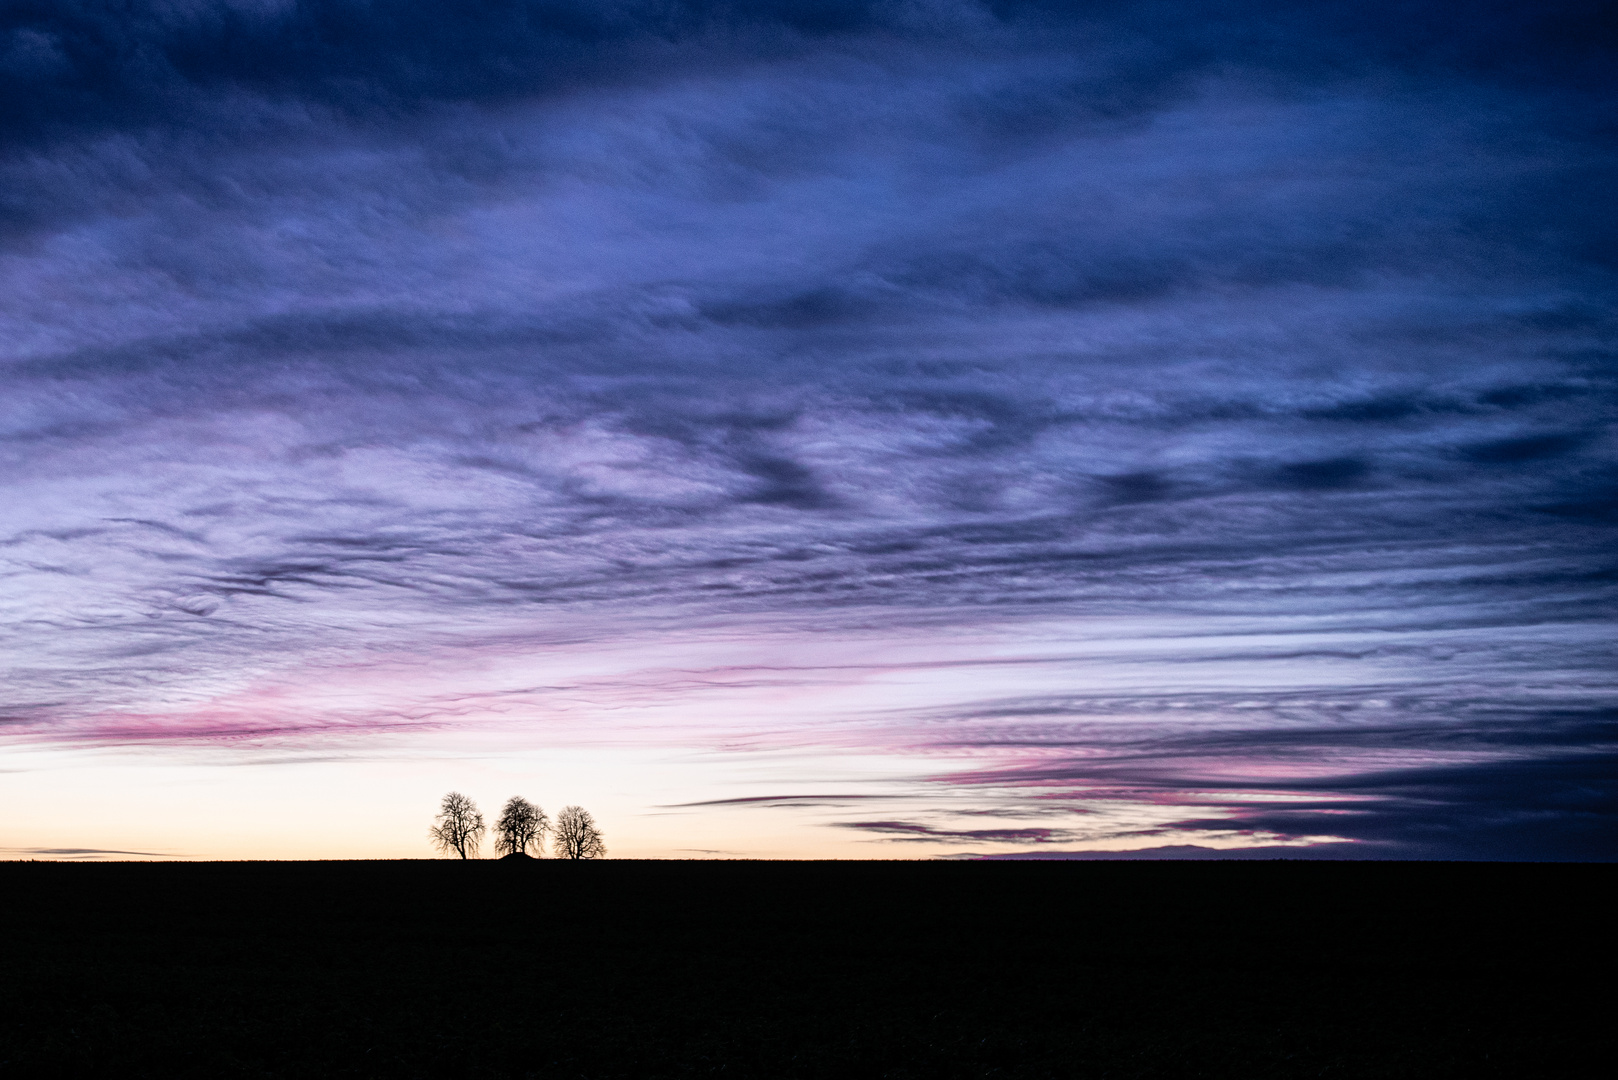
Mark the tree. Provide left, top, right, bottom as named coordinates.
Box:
left=493, top=796, right=549, bottom=857
left=552, top=805, right=606, bottom=860
left=429, top=791, right=485, bottom=859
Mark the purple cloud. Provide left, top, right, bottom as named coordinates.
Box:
left=1, top=1, right=1613, bottom=858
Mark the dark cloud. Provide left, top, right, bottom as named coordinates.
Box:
left=973, top=844, right=1374, bottom=860
left=904, top=699, right=1618, bottom=859
left=0, top=1, right=881, bottom=144
left=1268, top=457, right=1372, bottom=491
left=3, top=847, right=184, bottom=859
left=837, top=820, right=1067, bottom=844
left=667, top=794, right=886, bottom=807
left=1207, top=752, right=1618, bottom=862
left=6, top=2, right=1611, bottom=139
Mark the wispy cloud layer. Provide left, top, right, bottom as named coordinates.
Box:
left=1, top=847, right=184, bottom=859
left=2, top=1, right=1613, bottom=857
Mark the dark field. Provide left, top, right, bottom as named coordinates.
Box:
left=0, top=861, right=1611, bottom=1078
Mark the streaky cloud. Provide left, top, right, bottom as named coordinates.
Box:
left=1, top=1, right=1613, bottom=858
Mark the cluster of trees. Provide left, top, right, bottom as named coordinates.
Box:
left=430, top=792, right=606, bottom=860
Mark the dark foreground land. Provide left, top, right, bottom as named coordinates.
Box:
left=0, top=861, right=1612, bottom=1078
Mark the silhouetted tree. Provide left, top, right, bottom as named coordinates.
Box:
left=552, top=805, right=606, bottom=860
left=494, top=796, right=548, bottom=857
left=429, top=791, right=485, bottom=859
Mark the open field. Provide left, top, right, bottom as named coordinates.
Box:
left=1, top=860, right=1611, bottom=1078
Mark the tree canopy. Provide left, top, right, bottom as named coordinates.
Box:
left=429, top=791, right=485, bottom=860
left=493, top=796, right=548, bottom=857
left=553, top=805, right=607, bottom=860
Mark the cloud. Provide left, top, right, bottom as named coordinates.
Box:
left=3, top=847, right=186, bottom=859
left=1187, top=750, right=1618, bottom=861
left=898, top=695, right=1618, bottom=859
left=0, top=2, right=1612, bottom=858
left=971, top=844, right=1371, bottom=860
left=669, top=794, right=887, bottom=807
left=836, top=820, right=1068, bottom=843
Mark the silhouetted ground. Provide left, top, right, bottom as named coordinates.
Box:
left=0, top=860, right=1611, bottom=1078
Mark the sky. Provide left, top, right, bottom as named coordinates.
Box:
left=1, top=1, right=1614, bottom=861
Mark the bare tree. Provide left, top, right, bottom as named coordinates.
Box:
left=493, top=796, right=549, bottom=857
left=429, top=791, right=486, bottom=859
left=552, top=805, right=606, bottom=860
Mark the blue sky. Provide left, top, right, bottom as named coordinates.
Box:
left=2, top=1, right=1614, bottom=859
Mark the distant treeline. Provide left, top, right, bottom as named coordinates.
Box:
left=430, top=792, right=605, bottom=860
